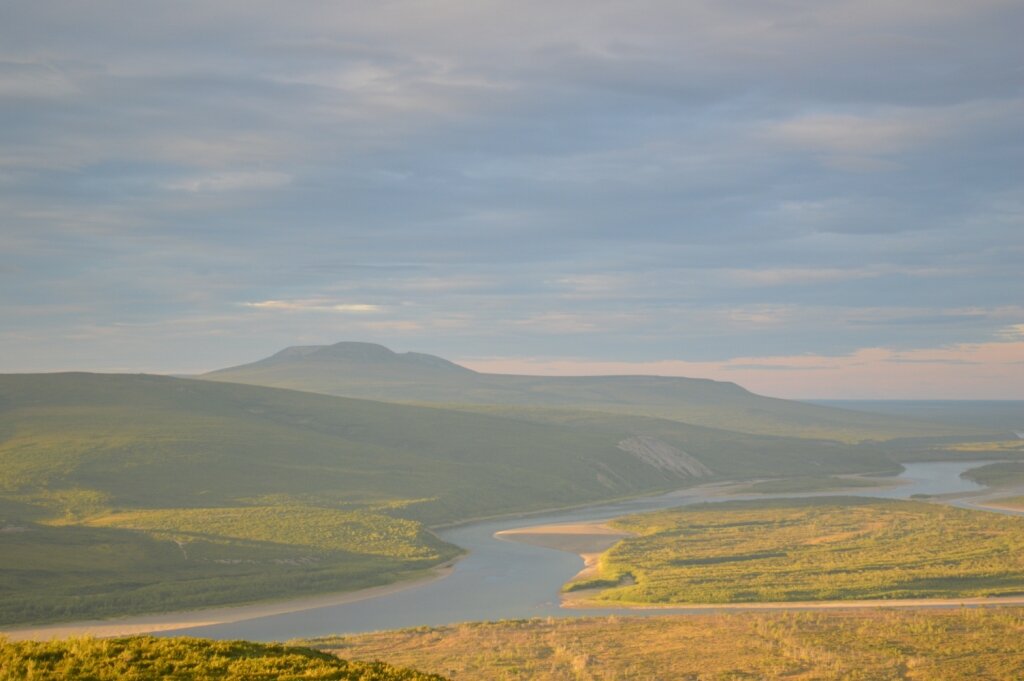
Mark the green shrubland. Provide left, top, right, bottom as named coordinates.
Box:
left=568, top=497, right=1024, bottom=603
left=962, top=461, right=1024, bottom=487
left=0, top=636, right=446, bottom=680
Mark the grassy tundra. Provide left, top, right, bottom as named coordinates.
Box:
left=309, top=609, right=1024, bottom=680
left=566, top=497, right=1024, bottom=603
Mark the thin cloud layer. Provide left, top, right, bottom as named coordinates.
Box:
left=1, top=0, right=1021, bottom=396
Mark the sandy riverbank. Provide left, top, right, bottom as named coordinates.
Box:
left=496, top=521, right=632, bottom=582
left=0, top=565, right=455, bottom=642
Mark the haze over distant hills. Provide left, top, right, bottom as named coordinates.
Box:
left=814, top=400, right=1024, bottom=433
left=201, top=342, right=987, bottom=443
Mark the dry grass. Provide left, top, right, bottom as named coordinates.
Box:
left=308, top=609, right=1024, bottom=680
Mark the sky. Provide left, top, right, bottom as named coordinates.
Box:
left=2, top=0, right=1023, bottom=398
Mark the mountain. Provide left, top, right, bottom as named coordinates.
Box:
left=201, top=342, right=986, bottom=442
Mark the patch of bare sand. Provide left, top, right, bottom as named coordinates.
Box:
left=495, top=522, right=630, bottom=555
left=0, top=565, right=455, bottom=642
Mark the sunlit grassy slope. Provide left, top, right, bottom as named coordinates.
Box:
left=201, top=342, right=988, bottom=442
left=0, top=636, right=447, bottom=680
left=309, top=610, right=1024, bottom=680
left=568, top=497, right=1024, bottom=603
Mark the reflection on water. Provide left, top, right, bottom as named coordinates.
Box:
left=166, top=460, right=1001, bottom=641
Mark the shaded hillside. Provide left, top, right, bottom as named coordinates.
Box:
left=0, top=373, right=696, bottom=524
left=201, top=342, right=983, bottom=442
left=417, top=403, right=900, bottom=479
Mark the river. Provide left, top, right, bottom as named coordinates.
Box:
left=157, top=460, right=995, bottom=641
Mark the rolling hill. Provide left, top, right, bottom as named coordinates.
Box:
left=0, top=372, right=679, bottom=624
left=0, top=372, right=901, bottom=624
left=201, top=342, right=986, bottom=442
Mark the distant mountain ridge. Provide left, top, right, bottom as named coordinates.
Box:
left=259, top=342, right=475, bottom=374
left=201, top=342, right=985, bottom=443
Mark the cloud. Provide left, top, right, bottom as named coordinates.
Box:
left=164, top=170, right=292, bottom=193
left=998, top=324, right=1024, bottom=340
left=242, top=300, right=381, bottom=313
left=0, top=0, right=1021, bottom=397
left=0, top=60, right=80, bottom=98
left=726, top=268, right=879, bottom=286
left=765, top=100, right=1024, bottom=169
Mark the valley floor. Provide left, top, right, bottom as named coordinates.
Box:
left=7, top=470, right=1022, bottom=641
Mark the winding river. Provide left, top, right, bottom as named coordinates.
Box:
left=156, top=461, right=996, bottom=641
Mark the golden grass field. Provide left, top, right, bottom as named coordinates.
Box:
left=310, top=609, right=1024, bottom=680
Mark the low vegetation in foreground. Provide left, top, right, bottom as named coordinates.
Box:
left=0, top=636, right=446, bottom=680
left=309, top=610, right=1024, bottom=680
left=567, top=497, right=1024, bottom=603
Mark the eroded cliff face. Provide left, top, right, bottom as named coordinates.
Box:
left=617, top=435, right=713, bottom=477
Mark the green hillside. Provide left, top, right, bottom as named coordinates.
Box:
left=419, top=403, right=901, bottom=479
left=0, top=373, right=700, bottom=522
left=0, top=636, right=446, bottom=680
left=0, top=372, right=696, bottom=624
left=201, top=342, right=986, bottom=442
